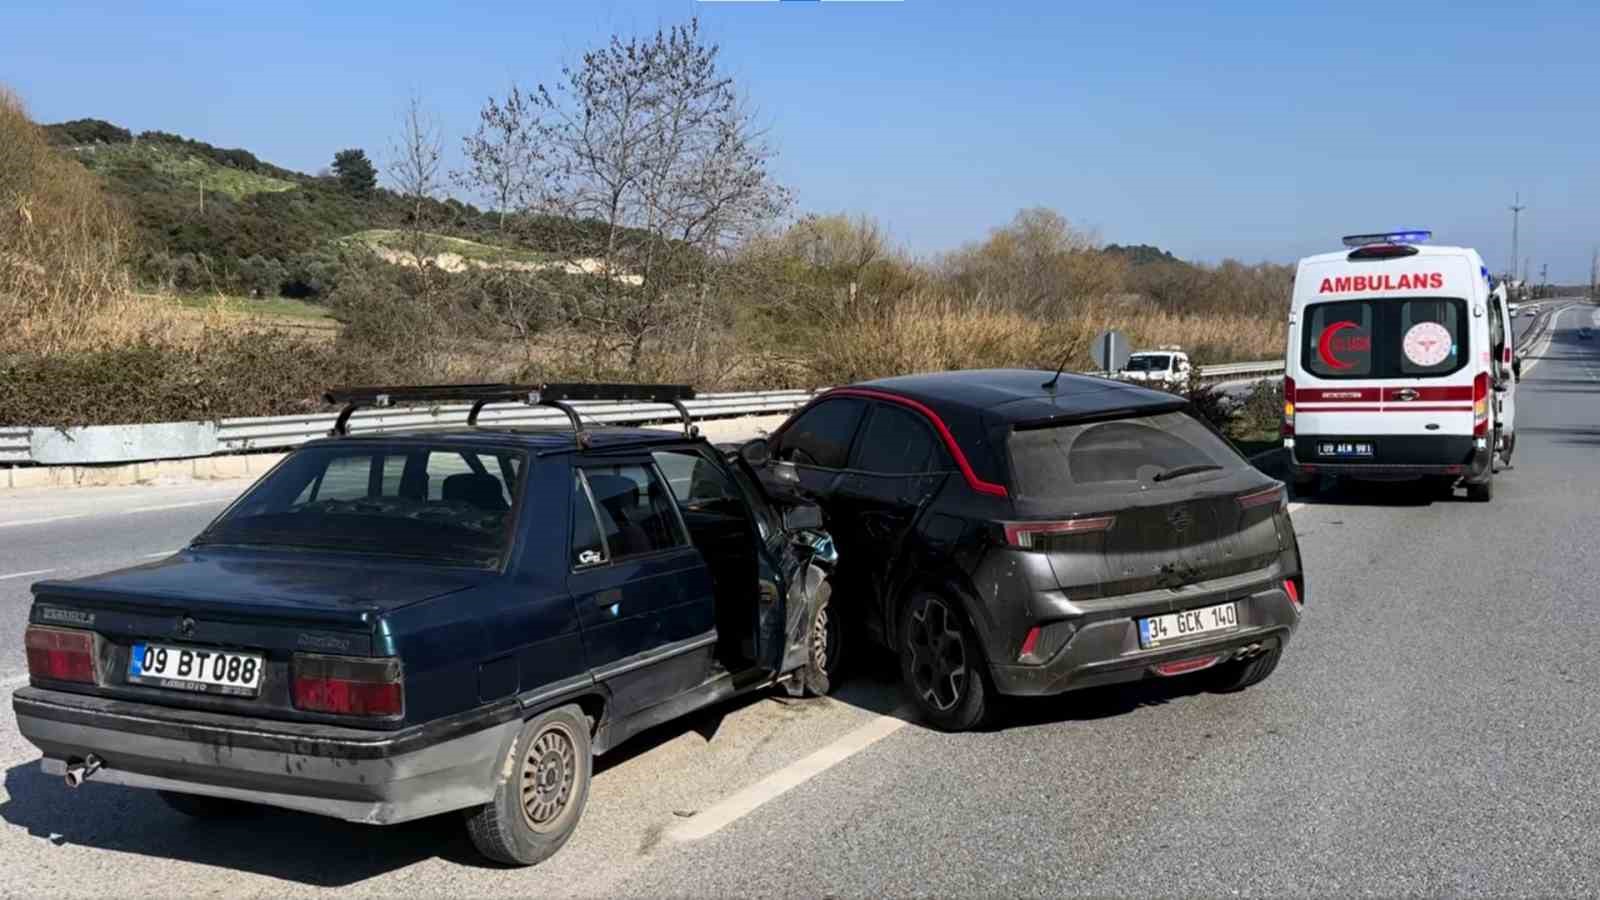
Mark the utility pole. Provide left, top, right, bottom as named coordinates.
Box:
left=1590, top=246, right=1598, bottom=299
left=1508, top=193, right=1525, bottom=282
left=1539, top=262, right=1547, bottom=298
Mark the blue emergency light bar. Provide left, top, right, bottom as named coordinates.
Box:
left=1341, top=230, right=1432, bottom=248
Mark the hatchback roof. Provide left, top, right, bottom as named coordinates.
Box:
left=854, top=369, right=1184, bottom=426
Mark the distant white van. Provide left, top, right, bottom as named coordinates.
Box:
left=1284, top=230, right=1517, bottom=501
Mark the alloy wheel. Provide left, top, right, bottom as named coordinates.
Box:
left=906, top=595, right=967, bottom=712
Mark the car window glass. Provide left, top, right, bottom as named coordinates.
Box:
left=1398, top=299, right=1463, bottom=377
left=1009, top=411, right=1244, bottom=497
left=777, top=398, right=866, bottom=468
left=853, top=404, right=942, bottom=474
left=571, top=473, right=607, bottom=567
left=203, top=445, right=522, bottom=569
left=1303, top=300, right=1374, bottom=378
left=580, top=464, right=686, bottom=559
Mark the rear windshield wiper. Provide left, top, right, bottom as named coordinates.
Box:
left=1152, top=463, right=1224, bottom=483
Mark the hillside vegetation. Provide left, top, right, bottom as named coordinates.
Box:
left=3, top=23, right=1291, bottom=430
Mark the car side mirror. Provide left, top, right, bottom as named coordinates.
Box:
left=739, top=438, right=771, bottom=467
left=781, top=503, right=823, bottom=532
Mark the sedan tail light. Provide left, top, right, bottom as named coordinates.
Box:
left=25, top=625, right=99, bottom=684
left=292, top=654, right=403, bottom=717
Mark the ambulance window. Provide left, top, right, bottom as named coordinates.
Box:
left=1398, top=300, right=1464, bottom=376
left=1303, top=301, right=1374, bottom=378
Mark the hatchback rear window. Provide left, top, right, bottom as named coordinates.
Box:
left=198, top=444, right=522, bottom=569
left=1008, top=411, right=1245, bottom=499
left=1302, top=296, right=1467, bottom=379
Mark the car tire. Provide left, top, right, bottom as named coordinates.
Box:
left=1466, top=470, right=1494, bottom=503
left=802, top=578, right=845, bottom=697
left=465, top=704, right=592, bottom=867
left=898, top=592, right=989, bottom=732
left=1209, top=646, right=1282, bottom=693
left=157, top=790, right=258, bottom=818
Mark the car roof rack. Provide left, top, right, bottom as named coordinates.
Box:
left=322, top=382, right=698, bottom=448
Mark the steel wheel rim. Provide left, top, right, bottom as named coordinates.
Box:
left=811, top=602, right=836, bottom=674
left=907, top=596, right=966, bottom=712
left=520, top=722, right=578, bottom=832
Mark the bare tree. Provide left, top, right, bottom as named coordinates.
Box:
left=457, top=86, right=541, bottom=231
left=387, top=95, right=444, bottom=271
left=526, top=19, right=790, bottom=373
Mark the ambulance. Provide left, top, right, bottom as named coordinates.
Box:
left=1283, top=230, right=1517, bottom=501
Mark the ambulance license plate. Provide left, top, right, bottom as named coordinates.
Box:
left=1317, top=441, right=1374, bottom=458
left=1138, top=602, right=1238, bottom=649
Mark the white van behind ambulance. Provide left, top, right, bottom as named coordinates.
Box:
left=1284, top=230, right=1517, bottom=501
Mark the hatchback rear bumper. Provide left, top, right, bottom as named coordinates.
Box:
left=988, top=583, right=1300, bottom=697
left=13, top=686, right=522, bottom=825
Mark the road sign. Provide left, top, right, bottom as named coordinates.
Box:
left=1090, top=330, right=1131, bottom=374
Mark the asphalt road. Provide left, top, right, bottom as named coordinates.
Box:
left=0, top=305, right=1595, bottom=896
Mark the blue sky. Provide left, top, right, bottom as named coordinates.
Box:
left=3, top=0, right=1597, bottom=280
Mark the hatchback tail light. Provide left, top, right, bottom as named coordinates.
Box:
left=1237, top=484, right=1286, bottom=513
left=1003, top=516, right=1115, bottom=550
left=1282, top=377, right=1296, bottom=437
left=1473, top=372, right=1490, bottom=437
left=25, top=625, right=99, bottom=684
left=1285, top=576, right=1304, bottom=609
left=292, top=654, right=403, bottom=717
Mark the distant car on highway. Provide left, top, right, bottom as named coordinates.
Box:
left=1117, top=346, right=1192, bottom=388
left=14, top=382, right=843, bottom=868
left=743, top=369, right=1304, bottom=732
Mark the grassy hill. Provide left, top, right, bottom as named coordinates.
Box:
left=45, top=119, right=503, bottom=301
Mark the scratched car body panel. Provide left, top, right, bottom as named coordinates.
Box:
left=12, top=383, right=840, bottom=867
left=745, top=369, right=1305, bottom=732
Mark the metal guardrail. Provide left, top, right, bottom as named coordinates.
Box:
left=3, top=361, right=1290, bottom=466
left=0, top=428, right=29, bottom=464
left=5, top=390, right=817, bottom=466
left=1193, top=360, right=1286, bottom=381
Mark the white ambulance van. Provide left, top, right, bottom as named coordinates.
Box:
left=1284, top=230, right=1517, bottom=501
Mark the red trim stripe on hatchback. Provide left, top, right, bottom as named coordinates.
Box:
left=818, top=388, right=1010, bottom=498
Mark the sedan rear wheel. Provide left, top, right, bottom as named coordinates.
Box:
left=898, top=592, right=989, bottom=732
left=465, top=704, right=592, bottom=867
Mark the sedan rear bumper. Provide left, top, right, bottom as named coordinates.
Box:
left=13, top=687, right=522, bottom=825
left=988, top=583, right=1301, bottom=697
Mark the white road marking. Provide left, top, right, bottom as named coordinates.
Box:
left=1520, top=304, right=1577, bottom=378
left=1287, top=502, right=1305, bottom=514
left=0, top=497, right=228, bottom=530
left=0, top=568, right=55, bottom=581
left=142, top=549, right=180, bottom=558
left=0, top=514, right=87, bottom=530
left=125, top=499, right=231, bottom=515
left=666, top=711, right=910, bottom=843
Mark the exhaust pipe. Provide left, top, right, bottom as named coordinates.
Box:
left=63, top=754, right=102, bottom=789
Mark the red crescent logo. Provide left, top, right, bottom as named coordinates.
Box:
left=1318, top=321, right=1357, bottom=370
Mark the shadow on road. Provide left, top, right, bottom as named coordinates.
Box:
left=1291, top=476, right=1459, bottom=508
left=0, top=758, right=472, bottom=886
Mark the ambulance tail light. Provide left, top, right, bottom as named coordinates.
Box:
left=1281, top=377, right=1296, bottom=437
left=1473, top=372, right=1490, bottom=436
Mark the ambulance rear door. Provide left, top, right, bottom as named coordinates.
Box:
left=1290, top=254, right=1482, bottom=468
